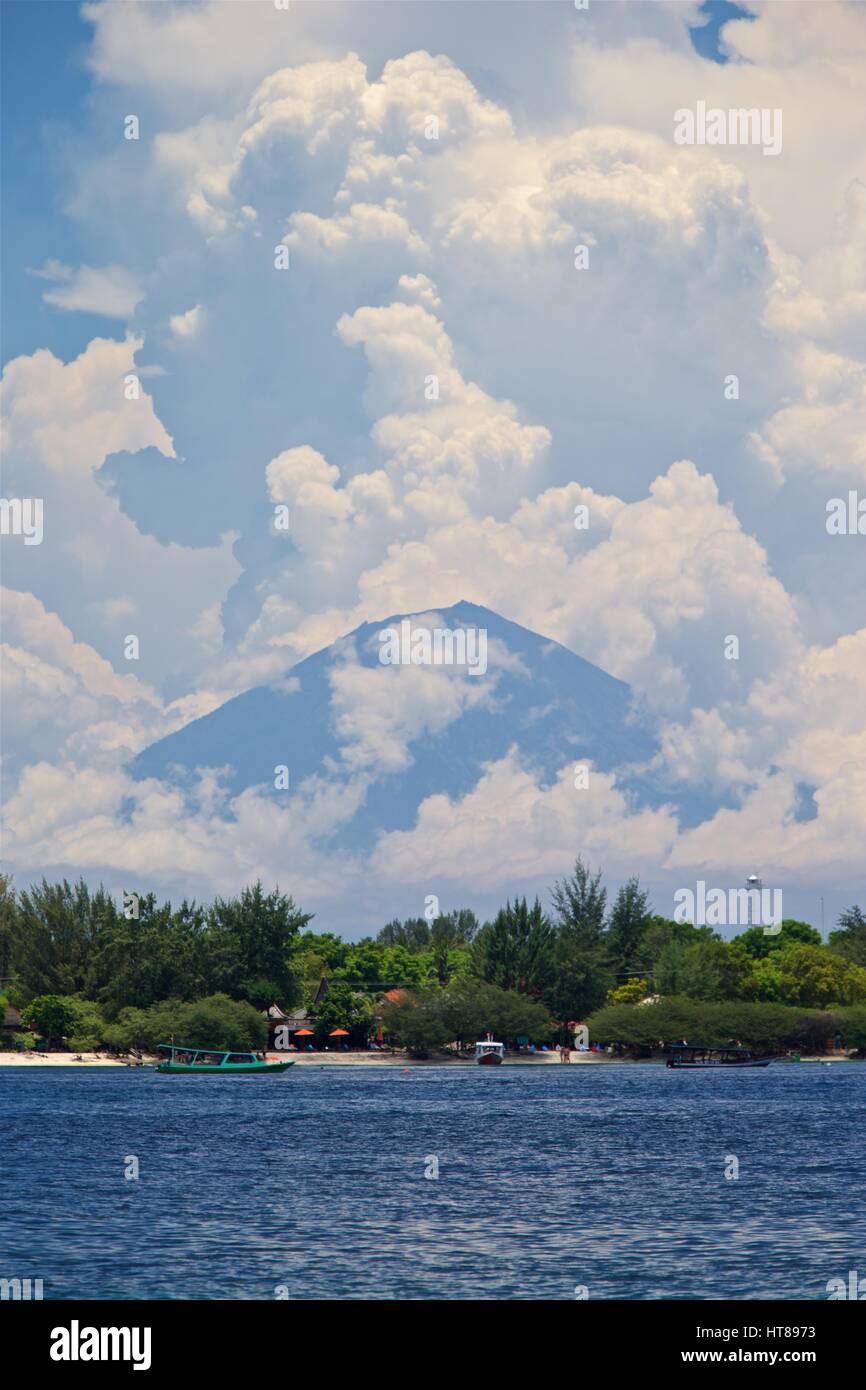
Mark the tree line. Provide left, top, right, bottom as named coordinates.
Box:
left=1, top=865, right=864, bottom=1053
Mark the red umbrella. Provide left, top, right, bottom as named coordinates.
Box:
left=329, top=1028, right=350, bottom=1037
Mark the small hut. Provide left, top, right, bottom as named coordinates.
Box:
left=2, top=1002, right=23, bottom=1039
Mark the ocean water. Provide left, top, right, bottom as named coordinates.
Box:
left=1, top=1064, right=863, bottom=1301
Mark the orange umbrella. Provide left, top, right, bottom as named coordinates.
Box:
left=294, top=1028, right=314, bottom=1036
left=329, top=1028, right=350, bottom=1036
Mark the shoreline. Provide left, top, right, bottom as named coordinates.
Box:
left=0, top=1051, right=858, bottom=1069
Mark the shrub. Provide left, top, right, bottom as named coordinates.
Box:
left=20, top=995, right=79, bottom=1045
left=838, top=1005, right=866, bottom=1052
left=586, top=997, right=807, bottom=1052
left=102, top=994, right=266, bottom=1052
left=383, top=981, right=553, bottom=1055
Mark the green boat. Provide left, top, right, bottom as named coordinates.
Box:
left=155, top=1044, right=294, bottom=1074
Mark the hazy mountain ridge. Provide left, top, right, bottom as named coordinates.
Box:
left=132, top=601, right=720, bottom=848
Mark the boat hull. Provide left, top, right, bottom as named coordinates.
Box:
left=477, top=1053, right=503, bottom=1065
left=156, top=1060, right=294, bottom=1074
left=666, top=1059, right=770, bottom=1069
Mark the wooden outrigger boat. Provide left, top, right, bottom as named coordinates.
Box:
left=666, top=1045, right=771, bottom=1069
left=155, top=1044, right=294, bottom=1074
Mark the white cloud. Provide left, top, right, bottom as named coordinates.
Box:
left=0, top=335, right=240, bottom=684
left=372, top=751, right=678, bottom=889
left=3, top=2, right=865, bottom=915
left=326, top=625, right=506, bottom=775
left=169, top=303, right=204, bottom=339
left=33, top=261, right=145, bottom=318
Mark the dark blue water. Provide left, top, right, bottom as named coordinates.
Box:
left=2, top=1065, right=863, bottom=1300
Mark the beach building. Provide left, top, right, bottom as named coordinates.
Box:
left=2, top=1002, right=23, bottom=1040
left=262, top=978, right=331, bottom=1046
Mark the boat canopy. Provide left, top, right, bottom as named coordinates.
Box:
left=157, top=1043, right=255, bottom=1060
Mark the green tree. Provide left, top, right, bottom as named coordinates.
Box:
left=376, top=918, right=431, bottom=952
left=605, top=877, right=653, bottom=979
left=732, top=919, right=821, bottom=960
left=102, top=994, right=266, bottom=1052
left=586, top=997, right=803, bottom=1053
left=551, top=858, right=607, bottom=943
left=828, top=905, right=866, bottom=967
left=429, top=911, right=476, bottom=986
left=790, top=1011, right=844, bottom=1054
left=11, top=879, right=119, bottom=999
left=472, top=898, right=553, bottom=996
left=383, top=981, right=551, bottom=1055
left=90, top=894, right=207, bottom=1016
left=474, top=982, right=552, bottom=1042
left=65, top=997, right=109, bottom=1051
left=205, top=882, right=309, bottom=1007
left=294, top=932, right=349, bottom=972
left=607, top=977, right=649, bottom=1005
left=381, top=990, right=450, bottom=1055
left=546, top=859, right=612, bottom=1020
left=839, top=1004, right=866, bottom=1052
left=313, top=981, right=373, bottom=1041
left=777, top=945, right=866, bottom=1007
left=742, top=952, right=783, bottom=1002
left=332, top=940, right=388, bottom=985
left=655, top=936, right=755, bottom=1001
left=21, top=994, right=78, bottom=1045
left=179, top=994, right=267, bottom=1050
left=0, top=874, right=17, bottom=983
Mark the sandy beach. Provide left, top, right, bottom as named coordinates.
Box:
left=0, top=1049, right=568, bottom=1068
left=0, top=1050, right=856, bottom=1068
left=0, top=1051, right=131, bottom=1067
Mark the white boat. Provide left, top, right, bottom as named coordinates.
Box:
left=474, top=1041, right=505, bottom=1066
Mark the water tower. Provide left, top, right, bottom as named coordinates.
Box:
left=745, top=874, right=762, bottom=927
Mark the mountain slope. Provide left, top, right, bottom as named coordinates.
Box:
left=132, top=601, right=701, bottom=851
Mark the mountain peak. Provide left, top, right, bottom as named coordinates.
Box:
left=132, top=604, right=694, bottom=854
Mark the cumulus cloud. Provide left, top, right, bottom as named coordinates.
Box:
left=32, top=260, right=145, bottom=318
left=169, top=303, right=205, bottom=339
left=372, top=751, right=678, bottom=890
left=0, top=335, right=240, bottom=685
left=3, top=1, right=865, bottom=921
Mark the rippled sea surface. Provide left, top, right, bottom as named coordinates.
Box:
left=2, top=1064, right=863, bottom=1300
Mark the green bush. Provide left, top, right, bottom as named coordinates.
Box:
left=20, top=995, right=79, bottom=1045
left=382, top=992, right=450, bottom=1056
left=790, top=1011, right=844, bottom=1052
left=180, top=994, right=267, bottom=1050
left=838, top=1005, right=866, bottom=1052
left=17, top=994, right=108, bottom=1050
left=383, top=981, right=552, bottom=1055
left=585, top=998, right=806, bottom=1052
left=102, top=994, right=266, bottom=1052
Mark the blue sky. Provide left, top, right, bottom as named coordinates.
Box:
left=689, top=0, right=754, bottom=62
left=0, top=0, right=748, bottom=364
left=2, top=1, right=98, bottom=363
left=2, top=0, right=864, bottom=932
